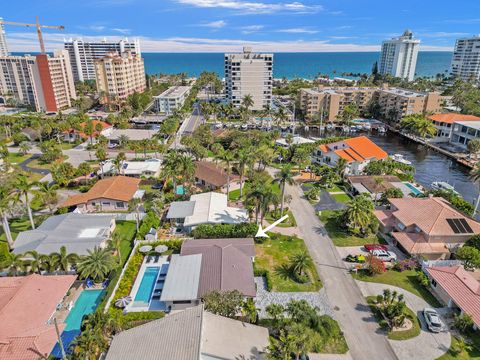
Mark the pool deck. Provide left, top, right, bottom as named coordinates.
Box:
left=52, top=281, right=84, bottom=325
left=126, top=255, right=169, bottom=313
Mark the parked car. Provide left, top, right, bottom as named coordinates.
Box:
left=371, top=249, right=397, bottom=262
left=423, top=308, right=445, bottom=333
left=364, top=244, right=388, bottom=252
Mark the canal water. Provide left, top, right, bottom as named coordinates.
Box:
left=297, top=127, right=478, bottom=205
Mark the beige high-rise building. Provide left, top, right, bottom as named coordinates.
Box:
left=299, top=86, right=444, bottom=123
left=0, top=50, right=76, bottom=112
left=0, top=19, right=8, bottom=57
left=95, top=51, right=146, bottom=105
left=450, top=35, right=480, bottom=82
left=224, top=47, right=273, bottom=111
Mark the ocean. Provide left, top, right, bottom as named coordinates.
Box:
left=142, top=52, right=453, bottom=80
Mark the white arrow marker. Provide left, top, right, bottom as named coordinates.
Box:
left=255, top=214, right=289, bottom=238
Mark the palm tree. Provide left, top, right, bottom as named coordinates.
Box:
left=96, top=147, right=108, bottom=178
left=289, top=251, right=313, bottom=278
left=334, top=158, right=348, bottom=179
left=0, top=185, right=14, bottom=249
left=179, top=154, right=195, bottom=195
left=242, top=94, right=254, bottom=123
left=343, top=194, right=377, bottom=236
left=77, top=246, right=116, bottom=283
left=78, top=162, right=92, bottom=183
left=108, top=232, right=123, bottom=264
left=236, top=148, right=250, bottom=198
left=246, top=187, right=266, bottom=224
left=219, top=150, right=235, bottom=197
left=162, top=150, right=181, bottom=191
left=373, top=176, right=384, bottom=205
left=113, top=152, right=127, bottom=175
left=14, top=173, right=37, bottom=229
left=35, top=182, right=59, bottom=214
left=18, top=141, right=31, bottom=155
left=118, top=134, right=130, bottom=148
left=274, top=164, right=296, bottom=216
left=26, top=250, right=45, bottom=274
left=128, top=198, right=142, bottom=233
left=51, top=246, right=78, bottom=273
left=400, top=114, right=437, bottom=142
left=7, top=253, right=26, bottom=276
left=470, top=162, right=480, bottom=216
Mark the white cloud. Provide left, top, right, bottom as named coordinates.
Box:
left=112, top=28, right=131, bottom=35
left=241, top=25, right=264, bottom=34
left=175, top=0, right=322, bottom=14
left=6, top=32, right=453, bottom=53
left=199, top=20, right=227, bottom=28
left=418, top=32, right=469, bottom=38
left=277, top=28, right=319, bottom=34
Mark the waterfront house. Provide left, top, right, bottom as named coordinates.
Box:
left=375, top=197, right=480, bottom=259
left=106, top=128, right=159, bottom=147
left=428, top=113, right=480, bottom=143
left=62, top=176, right=143, bottom=212
left=0, top=274, right=77, bottom=360
left=275, top=136, right=315, bottom=147
left=98, top=158, right=162, bottom=178
left=194, top=161, right=240, bottom=191
left=348, top=175, right=421, bottom=199
left=313, top=136, right=388, bottom=175
left=13, top=213, right=116, bottom=256
left=450, top=121, right=480, bottom=151
left=105, top=305, right=269, bottom=360
left=166, top=192, right=248, bottom=231
left=425, top=266, right=480, bottom=330
left=63, top=120, right=113, bottom=143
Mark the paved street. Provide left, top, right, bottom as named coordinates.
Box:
left=280, top=177, right=398, bottom=360
left=169, top=104, right=204, bottom=150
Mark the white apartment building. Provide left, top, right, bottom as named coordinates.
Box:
left=0, top=55, right=38, bottom=107
left=153, top=85, right=191, bottom=114
left=224, top=47, right=273, bottom=111
left=0, top=50, right=76, bottom=112
left=64, top=38, right=141, bottom=82
left=450, top=35, right=480, bottom=82
left=0, top=19, right=8, bottom=57
left=95, top=51, right=146, bottom=105
left=450, top=121, right=480, bottom=150
left=379, top=30, right=420, bottom=81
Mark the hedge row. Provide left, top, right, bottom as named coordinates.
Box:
left=138, top=211, right=161, bottom=239
left=191, top=223, right=258, bottom=239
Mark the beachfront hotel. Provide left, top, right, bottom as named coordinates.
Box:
left=450, top=35, right=480, bottom=82
left=64, top=38, right=141, bottom=82
left=94, top=51, right=146, bottom=106
left=224, top=46, right=273, bottom=111
left=378, top=29, right=420, bottom=81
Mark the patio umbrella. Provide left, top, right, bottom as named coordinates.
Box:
left=155, top=245, right=168, bottom=253
left=139, top=245, right=153, bottom=253
left=115, top=296, right=132, bottom=308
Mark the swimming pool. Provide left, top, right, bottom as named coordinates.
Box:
left=405, top=182, right=423, bottom=196
left=134, top=267, right=160, bottom=303
left=176, top=185, right=185, bottom=195
left=50, top=289, right=104, bottom=357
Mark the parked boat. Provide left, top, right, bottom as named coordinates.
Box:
left=342, top=125, right=350, bottom=133
left=240, top=124, right=248, bottom=130
left=214, top=122, right=223, bottom=129
left=391, top=153, right=412, bottom=165
left=363, top=123, right=372, bottom=131
left=431, top=181, right=460, bottom=195
left=377, top=126, right=387, bottom=133
left=319, top=125, right=325, bottom=132
left=326, top=123, right=334, bottom=131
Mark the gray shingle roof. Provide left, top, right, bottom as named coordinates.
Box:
left=13, top=213, right=115, bottom=255
left=166, top=201, right=195, bottom=219
left=105, top=305, right=203, bottom=360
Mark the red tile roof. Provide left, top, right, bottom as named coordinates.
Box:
left=0, top=274, right=76, bottom=360
left=426, top=266, right=480, bottom=327
left=62, top=176, right=141, bottom=207
left=319, top=136, right=388, bottom=163
left=63, top=120, right=111, bottom=139
left=391, top=232, right=449, bottom=255
left=429, top=113, right=480, bottom=124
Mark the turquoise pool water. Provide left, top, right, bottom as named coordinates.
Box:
left=405, top=182, right=423, bottom=196
left=134, top=267, right=159, bottom=303
left=51, top=289, right=104, bottom=357
left=176, top=185, right=185, bottom=195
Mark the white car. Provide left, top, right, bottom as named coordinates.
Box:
left=423, top=308, right=445, bottom=333
left=371, top=249, right=397, bottom=262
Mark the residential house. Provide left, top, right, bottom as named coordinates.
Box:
left=106, top=128, right=159, bottom=147
left=428, top=113, right=480, bottom=143
left=425, top=266, right=480, bottom=330
left=63, top=120, right=113, bottom=143
left=194, top=161, right=239, bottom=191
left=375, top=197, right=480, bottom=259
left=0, top=274, right=77, bottom=360
left=105, top=305, right=269, bottom=360
left=166, top=192, right=249, bottom=231
left=348, top=175, right=421, bottom=199
left=98, top=158, right=161, bottom=178
left=313, top=136, right=388, bottom=175
left=450, top=121, right=480, bottom=151
left=275, top=136, right=315, bottom=147
left=62, top=176, right=143, bottom=212
left=13, top=213, right=116, bottom=256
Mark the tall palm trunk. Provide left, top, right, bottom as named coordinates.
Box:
left=239, top=172, right=244, bottom=198
left=226, top=170, right=230, bottom=198
left=1, top=214, right=13, bottom=249
left=25, top=193, right=35, bottom=229
left=280, top=182, right=286, bottom=216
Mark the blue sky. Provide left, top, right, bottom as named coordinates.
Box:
left=2, top=0, right=479, bottom=52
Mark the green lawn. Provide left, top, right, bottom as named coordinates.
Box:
left=366, top=296, right=420, bottom=341
left=59, top=142, right=80, bottom=150
left=353, top=269, right=442, bottom=307
left=326, top=184, right=343, bottom=193
left=318, top=210, right=386, bottom=247
left=255, top=234, right=322, bottom=292
left=113, top=221, right=137, bottom=265
left=228, top=181, right=281, bottom=202
left=264, top=210, right=297, bottom=228
left=438, top=334, right=480, bottom=360
left=6, top=152, right=30, bottom=164
left=331, top=193, right=351, bottom=203
left=0, top=218, right=33, bottom=267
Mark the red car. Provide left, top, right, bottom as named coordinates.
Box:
left=364, top=244, right=388, bottom=252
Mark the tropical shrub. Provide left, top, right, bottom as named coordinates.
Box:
left=191, top=222, right=257, bottom=238
left=374, top=289, right=407, bottom=329
left=416, top=270, right=430, bottom=287
left=466, top=234, right=480, bottom=251
left=77, top=246, right=116, bottom=282
left=138, top=211, right=160, bottom=239
left=453, top=313, right=474, bottom=333
left=393, top=259, right=418, bottom=272
left=342, top=194, right=379, bottom=237
left=203, top=290, right=245, bottom=318
left=455, top=246, right=480, bottom=270
left=366, top=254, right=386, bottom=275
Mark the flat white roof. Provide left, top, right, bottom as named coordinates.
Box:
left=156, top=86, right=191, bottom=99
left=160, top=254, right=202, bottom=301
left=454, top=121, right=480, bottom=130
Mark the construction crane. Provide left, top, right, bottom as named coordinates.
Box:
left=0, top=16, right=64, bottom=54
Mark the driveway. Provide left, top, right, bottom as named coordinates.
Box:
left=18, top=154, right=50, bottom=175
left=356, top=281, right=451, bottom=360
left=254, top=277, right=333, bottom=319
left=314, top=191, right=347, bottom=211
left=267, top=167, right=397, bottom=360
left=63, top=142, right=137, bottom=167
